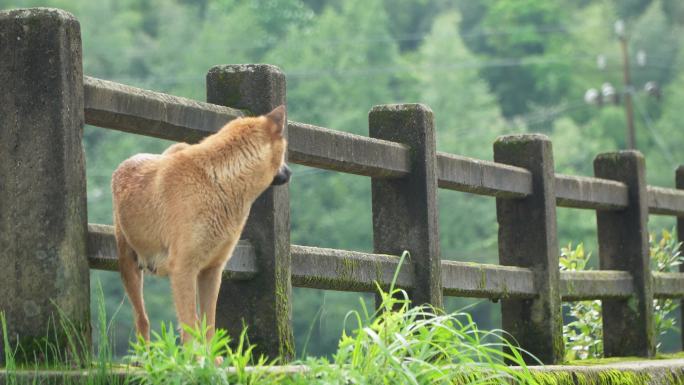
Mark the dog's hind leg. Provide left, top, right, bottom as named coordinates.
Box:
left=116, top=231, right=150, bottom=341
left=168, top=257, right=200, bottom=343
left=198, top=264, right=224, bottom=340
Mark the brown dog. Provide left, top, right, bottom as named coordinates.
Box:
left=111, top=106, right=290, bottom=343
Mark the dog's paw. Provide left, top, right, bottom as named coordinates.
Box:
left=214, top=356, right=225, bottom=366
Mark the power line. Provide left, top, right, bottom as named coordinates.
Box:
left=270, top=23, right=584, bottom=49
left=92, top=56, right=681, bottom=86
left=631, top=92, right=676, bottom=166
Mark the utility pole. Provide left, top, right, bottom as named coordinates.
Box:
left=616, top=20, right=636, bottom=150
left=583, top=20, right=660, bottom=150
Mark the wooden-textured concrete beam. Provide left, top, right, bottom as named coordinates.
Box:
left=84, top=76, right=243, bottom=142
left=653, top=272, right=684, bottom=299
left=291, top=246, right=413, bottom=292
left=560, top=271, right=633, bottom=301
left=555, top=174, right=628, bottom=210
left=441, top=261, right=536, bottom=299
left=437, top=152, right=532, bottom=198
left=647, top=186, right=684, bottom=216
left=288, top=121, right=410, bottom=178
left=87, top=224, right=258, bottom=280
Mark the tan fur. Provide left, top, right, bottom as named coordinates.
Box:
left=111, top=106, right=287, bottom=343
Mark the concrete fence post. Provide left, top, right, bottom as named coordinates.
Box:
left=595, top=151, right=655, bottom=357
left=368, top=104, right=443, bottom=309
left=0, top=8, right=89, bottom=364
left=206, top=64, right=294, bottom=361
left=678, top=166, right=684, bottom=351
left=494, top=134, right=564, bottom=364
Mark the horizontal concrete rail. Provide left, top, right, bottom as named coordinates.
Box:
left=84, top=77, right=412, bottom=178
left=294, top=250, right=539, bottom=299
left=441, top=260, right=536, bottom=298
left=87, top=225, right=684, bottom=301
left=653, top=272, right=684, bottom=298
left=84, top=76, right=243, bottom=142
left=87, top=224, right=258, bottom=280
left=560, top=270, right=634, bottom=301
left=291, top=245, right=414, bottom=291
left=555, top=174, right=629, bottom=210
left=436, top=153, right=631, bottom=210
left=437, top=152, right=532, bottom=198
left=87, top=225, right=535, bottom=299
left=648, top=186, right=684, bottom=216
left=287, top=122, right=410, bottom=178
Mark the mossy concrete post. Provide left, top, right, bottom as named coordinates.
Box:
left=0, top=8, right=89, bottom=364
left=494, top=134, right=564, bottom=364
left=594, top=151, right=655, bottom=358
left=678, top=166, right=684, bottom=351
left=206, top=64, right=294, bottom=361
left=368, top=104, right=443, bottom=309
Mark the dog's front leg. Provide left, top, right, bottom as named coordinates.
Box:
left=169, top=268, right=200, bottom=343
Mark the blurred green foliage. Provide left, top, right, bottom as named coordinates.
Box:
left=1, top=0, right=683, bottom=358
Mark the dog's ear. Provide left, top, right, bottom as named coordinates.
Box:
left=265, top=105, right=286, bottom=136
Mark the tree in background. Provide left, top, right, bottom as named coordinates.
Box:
left=457, top=0, right=573, bottom=118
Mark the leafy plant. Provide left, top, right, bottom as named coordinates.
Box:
left=651, top=229, right=684, bottom=347
left=298, top=280, right=541, bottom=384
left=559, top=243, right=602, bottom=361
left=127, top=321, right=281, bottom=385
left=561, top=229, right=684, bottom=360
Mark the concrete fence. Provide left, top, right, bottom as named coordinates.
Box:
left=3, top=8, right=684, bottom=366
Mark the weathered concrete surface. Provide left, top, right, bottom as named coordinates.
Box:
left=442, top=260, right=536, bottom=299
left=369, top=104, right=443, bottom=308
left=677, top=165, right=684, bottom=349
left=555, top=174, right=628, bottom=210
left=494, top=134, right=564, bottom=364
left=647, top=186, right=684, bottom=216
left=4, top=359, right=684, bottom=384
left=0, top=369, right=129, bottom=385
left=560, top=271, right=633, bottom=301
left=0, top=8, right=89, bottom=363
left=84, top=76, right=243, bottom=142
left=437, top=152, right=532, bottom=198
left=86, top=224, right=257, bottom=280
left=206, top=64, right=284, bottom=117
left=291, top=245, right=414, bottom=292
left=87, top=221, right=684, bottom=304
left=653, top=272, right=684, bottom=299
left=88, top=231, right=532, bottom=299
left=207, top=64, right=295, bottom=361
left=595, top=151, right=655, bottom=358
left=288, top=121, right=410, bottom=178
